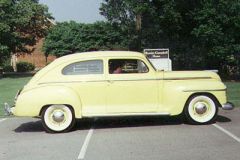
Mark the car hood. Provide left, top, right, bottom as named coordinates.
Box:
left=162, top=71, right=221, bottom=81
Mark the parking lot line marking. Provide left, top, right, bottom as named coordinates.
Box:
left=212, top=124, right=240, bottom=143
left=78, top=128, right=94, bottom=159
left=0, top=118, right=7, bottom=123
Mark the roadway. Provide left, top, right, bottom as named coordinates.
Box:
left=0, top=108, right=239, bottom=160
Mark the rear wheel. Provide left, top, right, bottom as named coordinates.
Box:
left=41, top=104, right=75, bottom=133
left=184, top=95, right=218, bottom=124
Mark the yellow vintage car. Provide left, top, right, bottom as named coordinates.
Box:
left=5, top=51, right=234, bottom=133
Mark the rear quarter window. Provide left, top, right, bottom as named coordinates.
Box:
left=62, top=60, right=103, bottom=75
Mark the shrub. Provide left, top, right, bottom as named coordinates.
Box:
left=3, top=65, right=14, bottom=72
left=16, top=62, right=35, bottom=72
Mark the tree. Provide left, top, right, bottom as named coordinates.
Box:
left=191, top=0, right=240, bottom=75
left=100, top=0, right=184, bottom=50
left=100, top=0, right=240, bottom=77
left=100, top=0, right=150, bottom=51
left=0, top=0, right=53, bottom=69
left=43, top=21, right=128, bottom=57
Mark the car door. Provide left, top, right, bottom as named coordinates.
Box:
left=106, top=57, right=159, bottom=113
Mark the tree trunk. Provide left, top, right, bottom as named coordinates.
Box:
left=136, top=14, right=142, bottom=31
left=11, top=53, right=17, bottom=72
left=45, top=55, right=48, bottom=64
left=136, top=14, right=142, bottom=51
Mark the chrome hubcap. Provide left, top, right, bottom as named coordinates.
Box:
left=52, top=110, right=65, bottom=123
left=195, top=103, right=207, bottom=114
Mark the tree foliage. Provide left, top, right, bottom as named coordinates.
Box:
left=191, top=0, right=240, bottom=73
left=0, top=0, right=52, bottom=65
left=100, top=0, right=240, bottom=77
left=43, top=21, right=128, bottom=57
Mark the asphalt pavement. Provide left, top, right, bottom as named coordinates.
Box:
left=0, top=108, right=240, bottom=160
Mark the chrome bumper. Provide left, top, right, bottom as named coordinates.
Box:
left=4, top=103, right=13, bottom=116
left=222, top=102, right=234, bottom=110
left=4, top=90, right=21, bottom=116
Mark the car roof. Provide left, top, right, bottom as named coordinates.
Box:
left=55, top=51, right=145, bottom=63
left=28, top=51, right=146, bottom=85
left=44, top=51, right=146, bottom=72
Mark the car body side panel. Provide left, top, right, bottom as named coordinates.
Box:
left=106, top=75, right=159, bottom=113
left=13, top=85, right=82, bottom=118
left=67, top=81, right=107, bottom=116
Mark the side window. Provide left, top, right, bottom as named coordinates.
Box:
left=62, top=60, right=103, bottom=75
left=109, top=59, right=149, bottom=74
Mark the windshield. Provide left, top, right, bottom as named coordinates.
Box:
left=145, top=55, right=157, bottom=71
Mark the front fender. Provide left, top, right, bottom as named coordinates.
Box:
left=14, top=85, right=82, bottom=118
left=162, top=80, right=227, bottom=115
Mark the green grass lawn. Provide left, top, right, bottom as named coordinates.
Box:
left=0, top=77, right=239, bottom=116
left=225, top=82, right=240, bottom=107
left=0, top=76, right=32, bottom=116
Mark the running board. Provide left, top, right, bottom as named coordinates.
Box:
left=83, top=112, right=170, bottom=118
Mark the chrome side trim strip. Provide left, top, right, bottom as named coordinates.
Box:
left=108, top=79, right=160, bottom=82
left=38, top=80, right=106, bottom=85
left=38, top=77, right=212, bottom=85
left=183, top=88, right=226, bottom=92
left=38, top=79, right=160, bottom=85
left=163, top=77, right=212, bottom=80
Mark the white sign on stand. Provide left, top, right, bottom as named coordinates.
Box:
left=143, top=48, right=172, bottom=71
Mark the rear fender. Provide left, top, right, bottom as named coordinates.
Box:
left=14, top=85, right=82, bottom=118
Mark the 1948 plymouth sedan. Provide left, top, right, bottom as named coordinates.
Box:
left=5, top=51, right=234, bottom=133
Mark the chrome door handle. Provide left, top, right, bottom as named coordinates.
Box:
left=107, top=80, right=114, bottom=84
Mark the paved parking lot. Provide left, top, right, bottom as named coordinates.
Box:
left=0, top=108, right=240, bottom=160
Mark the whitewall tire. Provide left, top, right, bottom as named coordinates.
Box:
left=184, top=95, right=218, bottom=124
left=41, top=105, right=75, bottom=133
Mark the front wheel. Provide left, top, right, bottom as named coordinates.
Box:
left=41, top=104, right=76, bottom=133
left=184, top=95, right=218, bottom=124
